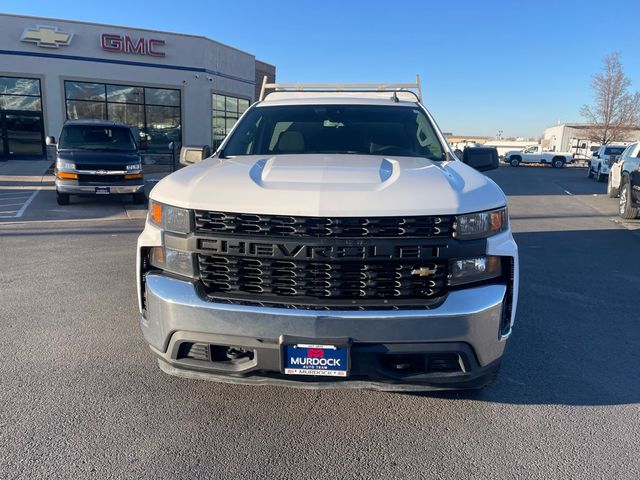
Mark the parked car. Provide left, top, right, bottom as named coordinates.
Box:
left=136, top=80, right=519, bottom=391
left=504, top=145, right=573, bottom=168
left=48, top=120, right=146, bottom=205
left=607, top=143, right=635, bottom=197
left=587, top=144, right=628, bottom=182
left=609, top=142, right=640, bottom=219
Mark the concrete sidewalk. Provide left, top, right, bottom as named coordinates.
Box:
left=0, top=159, right=54, bottom=189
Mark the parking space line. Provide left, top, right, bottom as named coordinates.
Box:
left=0, top=189, right=40, bottom=219
left=14, top=189, right=40, bottom=218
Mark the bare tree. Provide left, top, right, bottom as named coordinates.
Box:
left=580, top=52, right=640, bottom=144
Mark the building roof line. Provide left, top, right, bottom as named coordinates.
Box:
left=545, top=122, right=640, bottom=129
left=0, top=12, right=258, bottom=59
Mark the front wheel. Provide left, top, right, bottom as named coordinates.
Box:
left=587, top=164, right=594, bottom=178
left=596, top=168, right=606, bottom=182
left=552, top=158, right=565, bottom=168
left=607, top=173, right=619, bottom=198
left=619, top=182, right=639, bottom=219
left=56, top=192, right=70, bottom=205
left=510, top=158, right=520, bottom=167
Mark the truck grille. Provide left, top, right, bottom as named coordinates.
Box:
left=78, top=174, right=125, bottom=183
left=194, top=210, right=453, bottom=238
left=198, top=254, right=447, bottom=309
left=76, top=163, right=127, bottom=170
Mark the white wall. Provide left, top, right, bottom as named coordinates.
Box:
left=0, top=13, right=257, bottom=147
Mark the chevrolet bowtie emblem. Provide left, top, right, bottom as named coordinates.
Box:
left=411, top=266, right=437, bottom=277
left=21, top=25, right=73, bottom=48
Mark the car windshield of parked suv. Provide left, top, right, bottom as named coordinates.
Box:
left=58, top=125, right=137, bottom=152
left=604, top=146, right=625, bottom=156
left=222, top=104, right=445, bottom=160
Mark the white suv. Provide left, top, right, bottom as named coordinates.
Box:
left=136, top=80, right=519, bottom=391
left=588, top=144, right=627, bottom=182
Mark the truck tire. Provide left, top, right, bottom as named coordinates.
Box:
left=552, top=157, right=565, bottom=168
left=596, top=167, right=606, bottom=182
left=619, top=181, right=639, bottom=219
left=587, top=164, right=594, bottom=178
left=56, top=192, right=70, bottom=205
left=510, top=156, right=521, bottom=167
left=607, top=173, right=619, bottom=198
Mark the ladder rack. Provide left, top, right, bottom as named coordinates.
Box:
left=259, top=74, right=422, bottom=102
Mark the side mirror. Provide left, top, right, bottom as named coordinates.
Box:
left=593, top=153, right=599, bottom=158
left=45, top=136, right=56, bottom=145
left=462, top=147, right=499, bottom=172
left=168, top=142, right=175, bottom=152
left=180, top=145, right=212, bottom=166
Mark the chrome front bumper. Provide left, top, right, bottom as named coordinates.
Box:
left=56, top=179, right=144, bottom=194
left=141, top=273, right=510, bottom=388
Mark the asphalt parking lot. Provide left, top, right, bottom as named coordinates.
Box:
left=1, top=165, right=639, bottom=479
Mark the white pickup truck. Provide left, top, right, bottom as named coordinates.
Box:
left=136, top=80, right=519, bottom=391
left=504, top=145, right=573, bottom=168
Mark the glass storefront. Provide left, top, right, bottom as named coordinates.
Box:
left=212, top=93, right=249, bottom=149
left=65, top=81, right=182, bottom=152
left=0, top=76, right=45, bottom=159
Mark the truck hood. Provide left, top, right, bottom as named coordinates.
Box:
left=150, top=154, right=507, bottom=216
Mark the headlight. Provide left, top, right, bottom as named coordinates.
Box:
left=148, top=246, right=197, bottom=278
left=126, top=163, right=142, bottom=171
left=149, top=200, right=192, bottom=234
left=448, top=255, right=502, bottom=286
left=56, top=159, right=75, bottom=171
left=453, top=207, right=508, bottom=240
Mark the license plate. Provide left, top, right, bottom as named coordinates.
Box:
left=95, top=187, right=111, bottom=194
left=283, top=344, right=349, bottom=377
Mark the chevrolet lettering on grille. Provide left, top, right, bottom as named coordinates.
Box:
left=198, top=238, right=442, bottom=260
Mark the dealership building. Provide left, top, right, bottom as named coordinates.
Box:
left=0, top=13, right=275, bottom=160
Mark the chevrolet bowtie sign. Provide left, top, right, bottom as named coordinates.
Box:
left=21, top=25, right=73, bottom=48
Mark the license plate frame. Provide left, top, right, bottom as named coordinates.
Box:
left=282, top=343, right=350, bottom=377
left=95, top=186, right=111, bottom=195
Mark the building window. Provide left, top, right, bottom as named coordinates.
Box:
left=65, top=81, right=182, bottom=152
left=0, top=77, right=42, bottom=111
left=1, top=76, right=45, bottom=159
left=212, top=93, right=249, bottom=149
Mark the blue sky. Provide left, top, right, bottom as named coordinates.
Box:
left=2, top=0, right=639, bottom=138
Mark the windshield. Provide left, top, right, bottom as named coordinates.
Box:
left=222, top=105, right=445, bottom=160
left=604, top=146, right=625, bottom=155
left=59, top=125, right=137, bottom=151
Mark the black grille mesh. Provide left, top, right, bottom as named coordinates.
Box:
left=195, top=211, right=453, bottom=238
left=78, top=174, right=125, bottom=183
left=198, top=254, right=446, bottom=306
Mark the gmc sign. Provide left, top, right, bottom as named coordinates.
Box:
left=101, top=33, right=165, bottom=57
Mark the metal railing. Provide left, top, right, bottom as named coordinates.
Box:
left=259, top=74, right=423, bottom=102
